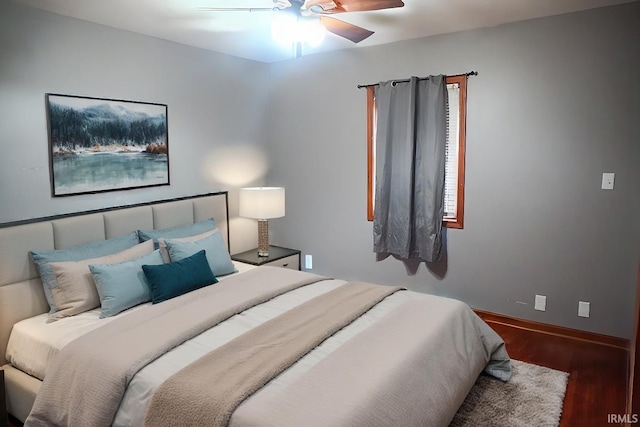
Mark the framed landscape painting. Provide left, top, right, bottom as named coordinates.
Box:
left=46, top=94, right=169, bottom=197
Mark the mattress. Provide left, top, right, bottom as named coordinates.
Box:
left=11, top=268, right=428, bottom=425
left=17, top=265, right=511, bottom=426
left=5, top=261, right=257, bottom=381
left=114, top=277, right=419, bottom=426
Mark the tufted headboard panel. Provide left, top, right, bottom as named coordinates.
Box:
left=0, top=192, right=229, bottom=366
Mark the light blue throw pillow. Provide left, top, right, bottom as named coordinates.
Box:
left=30, top=231, right=140, bottom=313
left=165, top=231, right=236, bottom=277
left=137, top=218, right=217, bottom=246
left=89, top=250, right=164, bottom=318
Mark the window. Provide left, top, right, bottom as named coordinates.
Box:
left=366, top=74, right=468, bottom=229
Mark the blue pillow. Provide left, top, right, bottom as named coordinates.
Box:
left=142, top=250, right=218, bottom=304
left=89, top=250, right=164, bottom=318
left=165, top=231, right=236, bottom=277
left=30, top=231, right=140, bottom=313
left=137, top=218, right=216, bottom=246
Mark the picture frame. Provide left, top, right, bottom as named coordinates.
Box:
left=46, top=93, right=169, bottom=197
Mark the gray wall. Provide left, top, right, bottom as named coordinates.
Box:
left=266, top=2, right=640, bottom=338
left=1, top=0, right=638, bottom=339
left=0, top=0, right=271, bottom=253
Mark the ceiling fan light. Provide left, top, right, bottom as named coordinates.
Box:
left=271, top=14, right=326, bottom=48
left=301, top=19, right=326, bottom=47
left=271, top=14, right=298, bottom=45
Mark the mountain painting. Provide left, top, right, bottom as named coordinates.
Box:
left=46, top=94, right=169, bottom=196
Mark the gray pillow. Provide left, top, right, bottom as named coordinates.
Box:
left=165, top=231, right=236, bottom=277
left=47, top=240, right=154, bottom=322
left=30, top=231, right=140, bottom=313
left=137, top=218, right=216, bottom=247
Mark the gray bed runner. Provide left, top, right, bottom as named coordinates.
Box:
left=143, top=281, right=403, bottom=427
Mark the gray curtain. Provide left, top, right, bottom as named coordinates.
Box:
left=373, top=75, right=447, bottom=262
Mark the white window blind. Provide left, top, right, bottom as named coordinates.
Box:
left=444, top=83, right=460, bottom=217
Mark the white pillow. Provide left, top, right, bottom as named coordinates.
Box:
left=47, top=240, right=154, bottom=322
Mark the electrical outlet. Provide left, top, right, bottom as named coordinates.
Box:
left=304, top=254, right=313, bottom=269
left=578, top=301, right=590, bottom=318
left=534, top=295, right=546, bottom=311
left=601, top=173, right=615, bottom=190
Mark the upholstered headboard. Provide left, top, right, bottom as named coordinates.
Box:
left=0, top=192, right=229, bottom=366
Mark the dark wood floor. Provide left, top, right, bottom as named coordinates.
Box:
left=484, top=319, right=628, bottom=427
left=6, top=318, right=629, bottom=427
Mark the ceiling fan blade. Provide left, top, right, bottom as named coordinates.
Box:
left=320, top=16, right=374, bottom=43
left=305, top=0, right=404, bottom=14
left=196, top=7, right=278, bottom=12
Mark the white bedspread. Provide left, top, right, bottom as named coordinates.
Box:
left=11, top=263, right=510, bottom=426
left=5, top=261, right=256, bottom=380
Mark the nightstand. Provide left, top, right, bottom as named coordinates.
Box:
left=232, top=245, right=301, bottom=271
left=1, top=368, right=7, bottom=427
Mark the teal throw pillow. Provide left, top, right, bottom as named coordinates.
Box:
left=142, top=250, right=218, bottom=304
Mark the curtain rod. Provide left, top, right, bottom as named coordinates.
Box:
left=357, top=71, right=478, bottom=89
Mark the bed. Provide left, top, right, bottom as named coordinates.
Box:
left=0, top=192, right=511, bottom=426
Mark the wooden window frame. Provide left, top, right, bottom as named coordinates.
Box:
left=366, top=74, right=468, bottom=229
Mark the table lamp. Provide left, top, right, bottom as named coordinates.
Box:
left=239, top=187, right=285, bottom=257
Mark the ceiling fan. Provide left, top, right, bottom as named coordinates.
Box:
left=198, top=0, right=405, bottom=44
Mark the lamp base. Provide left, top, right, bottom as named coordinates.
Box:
left=257, top=219, right=269, bottom=257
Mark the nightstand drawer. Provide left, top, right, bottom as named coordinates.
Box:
left=264, top=254, right=299, bottom=270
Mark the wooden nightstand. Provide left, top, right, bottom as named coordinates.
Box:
left=1, top=368, right=7, bottom=427
left=232, top=245, right=301, bottom=271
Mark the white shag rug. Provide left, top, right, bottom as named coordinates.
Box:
left=450, top=360, right=569, bottom=427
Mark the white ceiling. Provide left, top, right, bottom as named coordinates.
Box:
left=12, top=0, right=637, bottom=63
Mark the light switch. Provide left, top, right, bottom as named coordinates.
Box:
left=601, top=173, right=615, bottom=190
left=578, top=301, right=590, bottom=318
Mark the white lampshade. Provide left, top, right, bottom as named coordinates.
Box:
left=239, top=187, right=285, bottom=220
